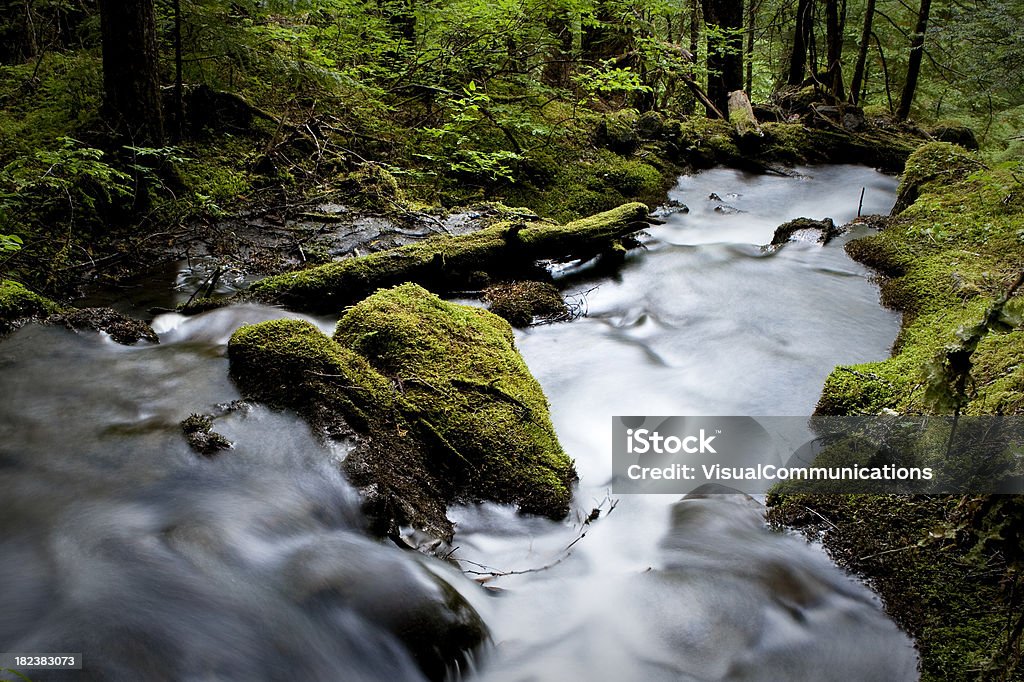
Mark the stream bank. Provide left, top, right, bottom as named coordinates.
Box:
left=768, top=143, right=1024, bottom=680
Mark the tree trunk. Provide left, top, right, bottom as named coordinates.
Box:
left=745, top=0, right=755, bottom=96
left=848, top=0, right=875, bottom=104
left=542, top=13, right=575, bottom=87
left=701, top=0, right=744, bottom=117
left=98, top=0, right=164, bottom=145
left=824, top=0, right=845, bottom=99
left=896, top=0, right=931, bottom=120
left=689, top=0, right=700, bottom=57
left=787, top=0, right=813, bottom=85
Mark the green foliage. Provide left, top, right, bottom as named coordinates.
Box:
left=0, top=137, right=132, bottom=235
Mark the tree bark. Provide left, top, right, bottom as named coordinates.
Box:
left=97, top=0, right=164, bottom=145
left=896, top=0, right=931, bottom=120
left=542, top=12, right=575, bottom=87
left=701, top=0, right=744, bottom=117
left=824, top=0, right=845, bottom=99
left=745, top=0, right=755, bottom=96
left=787, top=0, right=812, bottom=85
left=848, top=0, right=875, bottom=104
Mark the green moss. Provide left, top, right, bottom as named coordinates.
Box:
left=342, top=163, right=404, bottom=210
left=228, top=318, right=396, bottom=431
left=893, top=142, right=984, bottom=214
left=0, top=279, right=61, bottom=334
left=335, top=284, right=576, bottom=517
left=248, top=202, right=648, bottom=311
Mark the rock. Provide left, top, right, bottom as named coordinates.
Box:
left=228, top=285, right=577, bottom=538
left=928, top=124, right=979, bottom=151
left=483, top=280, right=568, bottom=327
left=651, top=199, right=689, bottom=218
left=45, top=307, right=158, bottom=345
left=0, top=279, right=61, bottom=335
left=770, top=217, right=841, bottom=245
left=335, top=284, right=577, bottom=518
left=180, top=413, right=233, bottom=456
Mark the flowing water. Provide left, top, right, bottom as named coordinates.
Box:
left=0, top=166, right=917, bottom=681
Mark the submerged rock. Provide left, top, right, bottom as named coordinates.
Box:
left=770, top=217, right=841, bottom=246
left=0, top=279, right=61, bottom=335
left=180, top=413, right=233, bottom=456
left=45, top=307, right=158, bottom=345
left=228, top=285, right=577, bottom=538
left=483, top=280, right=568, bottom=327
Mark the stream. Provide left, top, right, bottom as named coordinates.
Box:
left=0, top=165, right=918, bottom=681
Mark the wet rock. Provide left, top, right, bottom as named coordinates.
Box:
left=651, top=199, right=689, bottom=218
left=180, top=413, right=233, bottom=456
left=483, top=281, right=568, bottom=327
left=45, top=307, right=158, bottom=345
left=770, top=217, right=841, bottom=246
left=0, top=279, right=61, bottom=335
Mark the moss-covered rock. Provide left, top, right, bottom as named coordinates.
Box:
left=0, top=279, right=61, bottom=335
left=484, top=280, right=567, bottom=327
left=45, top=307, right=158, bottom=345
left=334, top=284, right=577, bottom=518
left=340, top=163, right=404, bottom=211
left=228, top=290, right=577, bottom=536
left=248, top=202, right=649, bottom=312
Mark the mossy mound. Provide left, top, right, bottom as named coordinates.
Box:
left=228, top=289, right=577, bottom=536
left=341, top=163, right=404, bottom=211
left=229, top=318, right=396, bottom=432
left=335, top=284, right=577, bottom=518
left=484, top=280, right=568, bottom=327
left=0, top=279, right=61, bottom=334
left=893, top=142, right=984, bottom=215
left=248, top=202, right=649, bottom=312
left=45, top=307, right=158, bottom=345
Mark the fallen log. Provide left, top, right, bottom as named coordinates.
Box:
left=248, top=202, right=651, bottom=312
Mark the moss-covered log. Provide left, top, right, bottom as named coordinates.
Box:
left=228, top=285, right=577, bottom=539
left=248, top=202, right=650, bottom=312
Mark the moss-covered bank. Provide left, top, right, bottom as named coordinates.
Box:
left=228, top=285, right=576, bottom=539
left=770, top=142, right=1024, bottom=680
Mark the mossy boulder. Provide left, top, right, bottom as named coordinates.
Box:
left=228, top=288, right=577, bottom=536
left=484, top=280, right=567, bottom=327
left=0, top=279, right=61, bottom=334
left=334, top=284, right=577, bottom=518
left=893, top=142, right=984, bottom=215
left=341, top=163, right=403, bottom=211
